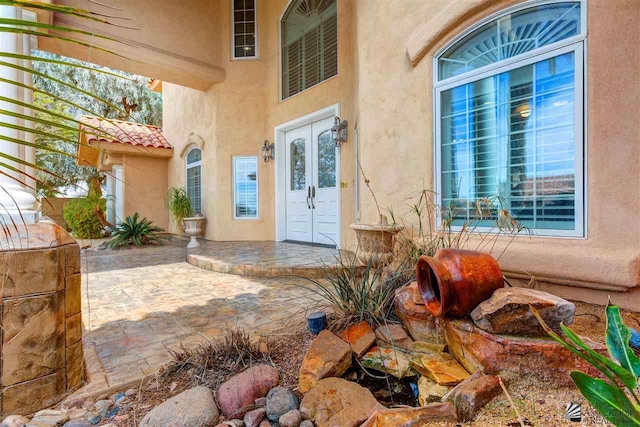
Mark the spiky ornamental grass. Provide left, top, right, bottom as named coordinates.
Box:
left=107, top=213, right=163, bottom=249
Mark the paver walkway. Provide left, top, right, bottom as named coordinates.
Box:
left=78, top=241, right=323, bottom=396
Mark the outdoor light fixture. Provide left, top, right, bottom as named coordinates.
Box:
left=262, top=140, right=275, bottom=163
left=331, top=117, right=348, bottom=146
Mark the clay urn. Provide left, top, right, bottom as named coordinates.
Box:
left=416, top=248, right=504, bottom=317
left=183, top=216, right=206, bottom=249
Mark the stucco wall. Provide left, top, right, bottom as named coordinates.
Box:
left=122, top=156, right=169, bottom=231
left=162, top=0, right=640, bottom=309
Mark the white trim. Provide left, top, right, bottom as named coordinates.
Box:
left=433, top=40, right=586, bottom=238
left=185, top=147, right=203, bottom=215
left=232, top=155, right=259, bottom=220
left=274, top=103, right=341, bottom=247
left=230, top=0, right=258, bottom=61
left=434, top=0, right=587, bottom=87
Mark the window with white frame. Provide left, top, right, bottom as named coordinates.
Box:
left=186, top=148, right=202, bottom=215
left=233, top=156, right=258, bottom=219
left=232, top=0, right=257, bottom=59
left=281, top=0, right=337, bottom=99
left=435, top=1, right=585, bottom=237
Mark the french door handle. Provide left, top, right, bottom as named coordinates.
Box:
left=311, top=186, right=316, bottom=209
left=307, top=186, right=311, bottom=209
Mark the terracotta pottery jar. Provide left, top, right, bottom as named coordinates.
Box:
left=416, top=248, right=504, bottom=317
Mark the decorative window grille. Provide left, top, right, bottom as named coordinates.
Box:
left=233, top=156, right=258, bottom=219
left=232, top=0, right=257, bottom=59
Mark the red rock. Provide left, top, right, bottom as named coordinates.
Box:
left=339, top=321, right=376, bottom=357
left=375, top=324, right=414, bottom=349
left=453, top=374, right=502, bottom=422
left=361, top=402, right=457, bottom=426
left=215, top=364, right=279, bottom=418
left=395, top=284, right=446, bottom=344
left=407, top=281, right=424, bottom=305
left=244, top=407, right=266, bottom=427
left=298, top=330, right=351, bottom=393
left=444, top=318, right=607, bottom=385
left=299, top=378, right=382, bottom=427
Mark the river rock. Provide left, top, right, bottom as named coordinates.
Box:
left=470, top=287, right=575, bottom=336
left=360, top=345, right=414, bottom=378
left=298, top=330, right=351, bottom=393
left=300, top=378, right=382, bottom=427
left=299, top=421, right=313, bottom=427
left=279, top=410, right=302, bottom=427
left=375, top=324, right=414, bottom=349
left=266, top=387, right=298, bottom=422
left=140, top=386, right=219, bottom=427
left=30, top=409, right=69, bottom=426
left=216, top=364, right=279, bottom=417
left=243, top=408, right=266, bottom=427
left=338, top=321, right=376, bottom=357
left=395, top=283, right=446, bottom=344
left=444, top=318, right=607, bottom=385
left=453, top=374, right=502, bottom=422
left=418, top=376, right=450, bottom=405
left=1, top=415, right=30, bottom=427
left=361, top=403, right=457, bottom=426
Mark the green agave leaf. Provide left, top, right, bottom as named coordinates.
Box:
left=561, top=324, right=638, bottom=391
left=0, top=60, right=127, bottom=114
left=606, top=305, right=640, bottom=380
left=571, top=371, right=640, bottom=427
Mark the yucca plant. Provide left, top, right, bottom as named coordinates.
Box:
left=532, top=304, right=640, bottom=426
left=107, top=212, right=163, bottom=249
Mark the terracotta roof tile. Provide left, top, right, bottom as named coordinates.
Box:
left=79, top=116, right=172, bottom=149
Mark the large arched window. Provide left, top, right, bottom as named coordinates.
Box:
left=186, top=148, right=202, bottom=215
left=434, top=1, right=585, bottom=237
left=281, top=0, right=337, bottom=99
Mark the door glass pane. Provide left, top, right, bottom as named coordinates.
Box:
left=318, top=131, right=336, bottom=188
left=290, top=138, right=306, bottom=190
left=440, top=51, right=576, bottom=232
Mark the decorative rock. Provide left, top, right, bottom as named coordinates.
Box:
left=300, top=378, right=382, bottom=427
left=30, top=409, right=69, bottom=426
left=244, top=407, right=267, bottom=427
left=258, top=422, right=271, bottom=427
left=140, top=386, right=219, bottom=427
left=254, top=397, right=266, bottom=406
left=444, top=318, right=607, bottom=385
left=338, top=321, right=376, bottom=357
left=125, top=389, right=137, bottom=397
left=266, top=387, right=299, bottom=422
left=298, top=330, right=351, bottom=393
left=93, top=400, right=112, bottom=418
left=65, top=409, right=87, bottom=420
left=225, top=421, right=243, bottom=427
left=418, top=376, right=450, bottom=405
left=216, top=364, right=279, bottom=417
left=361, top=402, right=457, bottom=426
left=409, top=351, right=469, bottom=385
left=395, top=283, right=446, bottom=344
left=360, top=345, right=414, bottom=378
left=441, top=371, right=484, bottom=403
left=471, top=288, right=575, bottom=336
left=374, top=324, right=414, bottom=349
left=279, top=410, right=302, bottom=427
left=407, top=281, right=424, bottom=305
left=453, top=374, right=502, bottom=422
left=62, top=421, right=92, bottom=427
left=1, top=415, right=30, bottom=427
left=299, top=421, right=313, bottom=427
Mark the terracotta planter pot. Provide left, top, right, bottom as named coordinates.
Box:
left=416, top=248, right=504, bottom=317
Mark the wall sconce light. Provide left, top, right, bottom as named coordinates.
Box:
left=262, top=140, right=275, bottom=163
left=331, top=117, right=348, bottom=147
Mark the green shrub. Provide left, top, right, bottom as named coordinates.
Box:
left=107, top=213, right=163, bottom=248
left=63, top=196, right=106, bottom=239
left=166, top=187, right=193, bottom=233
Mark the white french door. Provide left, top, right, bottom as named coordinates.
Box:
left=285, top=117, right=338, bottom=245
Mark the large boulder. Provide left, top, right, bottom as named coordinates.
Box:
left=360, top=345, right=414, bottom=378
left=452, top=374, right=502, bottom=422
left=338, top=321, right=376, bottom=357
left=444, top=318, right=607, bottom=385
left=470, top=288, right=575, bottom=336
left=394, top=283, right=446, bottom=344
left=298, top=330, right=351, bottom=393
left=300, top=378, right=382, bottom=427
left=265, top=387, right=298, bottom=422
left=360, top=403, right=457, bottom=426
left=140, top=386, right=219, bottom=427
left=216, top=365, right=280, bottom=418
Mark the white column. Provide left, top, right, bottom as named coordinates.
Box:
left=0, top=5, right=37, bottom=222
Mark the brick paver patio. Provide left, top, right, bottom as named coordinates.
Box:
left=77, top=241, right=326, bottom=397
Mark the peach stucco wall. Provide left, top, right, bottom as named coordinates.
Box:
left=162, top=0, right=640, bottom=309
left=122, top=156, right=169, bottom=231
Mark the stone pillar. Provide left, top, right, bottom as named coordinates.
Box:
left=0, top=5, right=38, bottom=223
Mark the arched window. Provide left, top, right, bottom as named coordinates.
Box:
left=186, top=148, right=202, bottom=215
left=434, top=1, right=585, bottom=237
left=281, top=0, right=337, bottom=99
